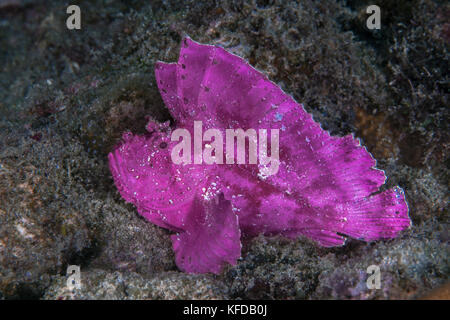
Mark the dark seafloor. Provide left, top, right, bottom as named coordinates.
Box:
left=0, top=0, right=448, bottom=299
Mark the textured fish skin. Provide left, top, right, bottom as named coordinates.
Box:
left=108, top=37, right=411, bottom=274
